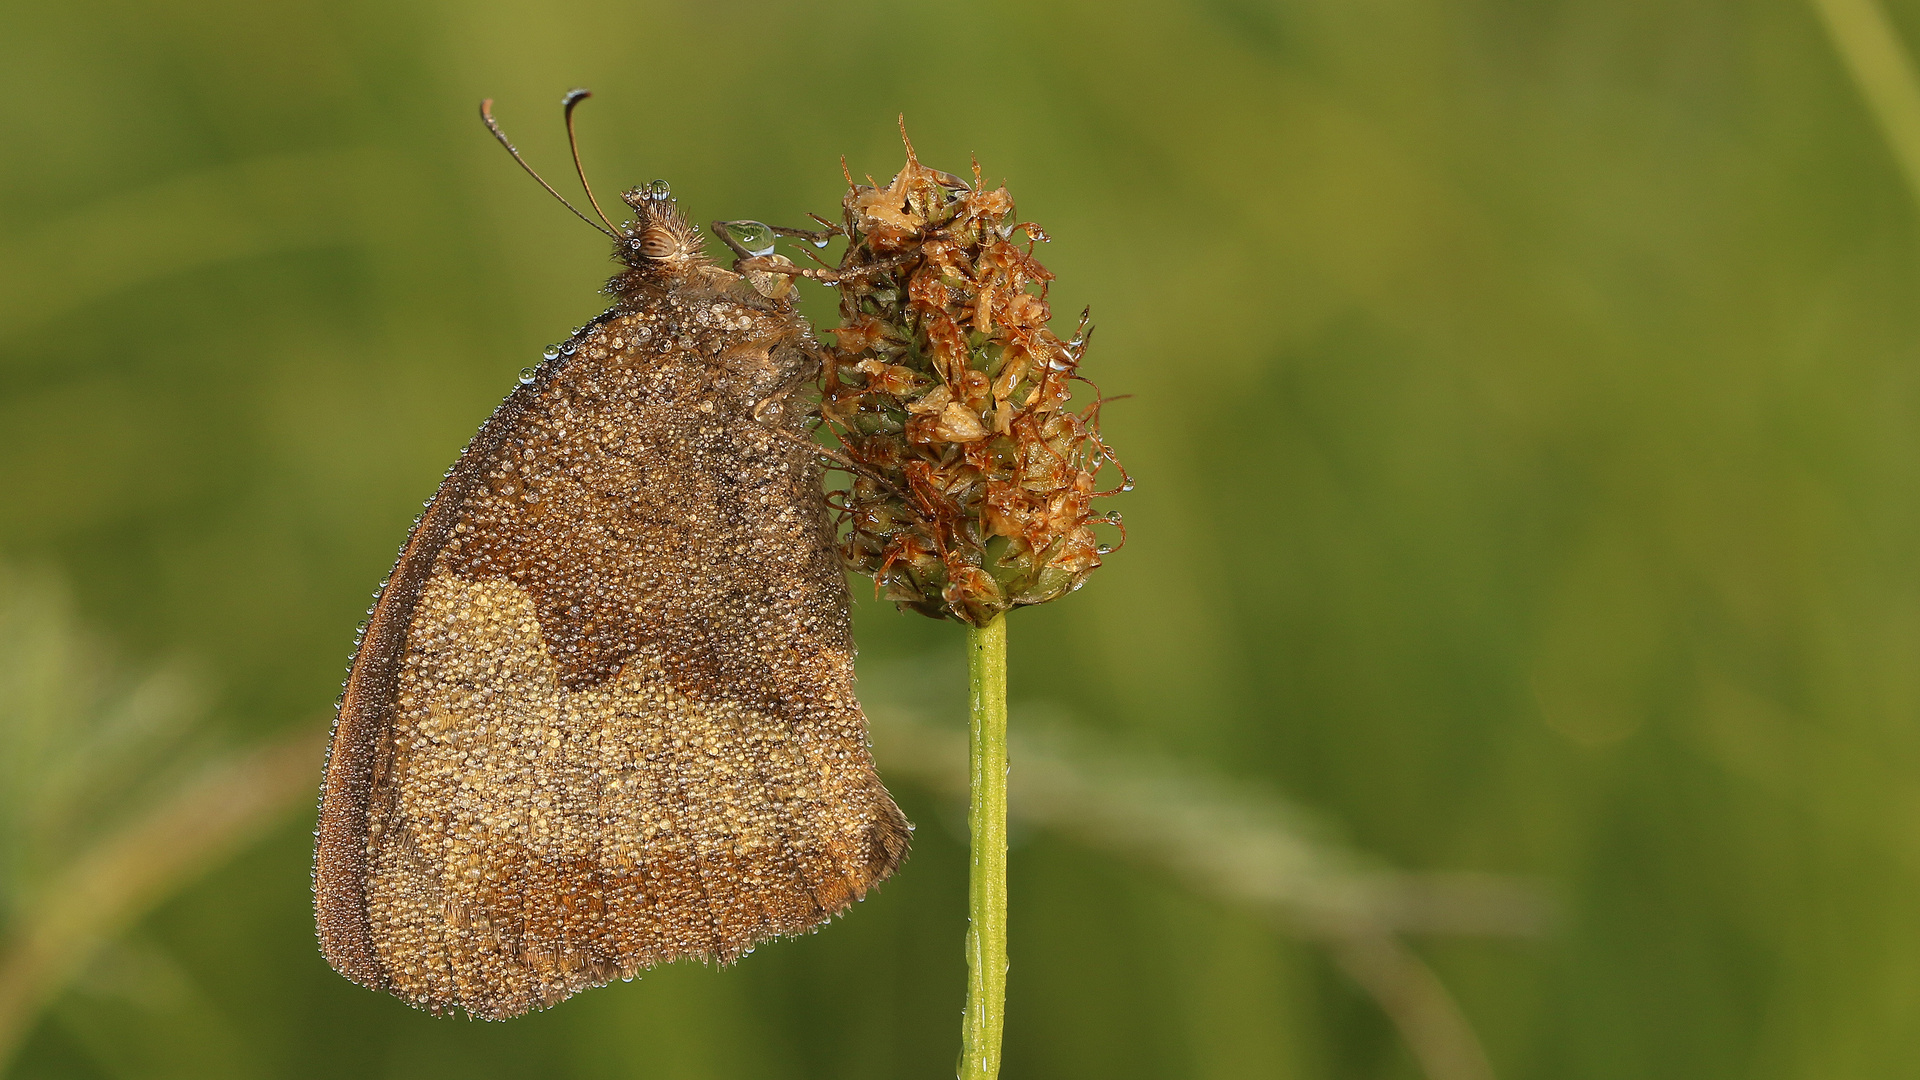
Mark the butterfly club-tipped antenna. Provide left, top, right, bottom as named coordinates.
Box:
left=479, top=97, right=618, bottom=239
left=561, top=89, right=623, bottom=235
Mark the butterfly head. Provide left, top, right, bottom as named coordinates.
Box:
left=616, top=180, right=709, bottom=280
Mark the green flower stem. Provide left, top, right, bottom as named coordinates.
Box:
left=960, top=613, right=1009, bottom=1080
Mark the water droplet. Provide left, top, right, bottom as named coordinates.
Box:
left=518, top=367, right=536, bottom=383
left=724, top=220, right=777, bottom=257
left=562, top=342, right=577, bottom=355
left=542, top=345, right=561, bottom=360
left=811, top=237, right=831, bottom=249
left=647, top=178, right=672, bottom=200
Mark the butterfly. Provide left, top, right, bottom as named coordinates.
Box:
left=312, top=92, right=910, bottom=1020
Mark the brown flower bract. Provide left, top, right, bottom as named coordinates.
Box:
left=813, top=135, right=1125, bottom=627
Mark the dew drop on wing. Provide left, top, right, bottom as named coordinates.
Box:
left=518, top=367, right=537, bottom=384
left=543, top=345, right=562, bottom=360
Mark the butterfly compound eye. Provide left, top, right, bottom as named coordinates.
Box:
left=638, top=227, right=679, bottom=259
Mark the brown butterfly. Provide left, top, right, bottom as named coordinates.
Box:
left=312, top=92, right=910, bottom=1020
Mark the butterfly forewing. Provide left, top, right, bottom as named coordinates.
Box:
left=315, top=254, right=909, bottom=1020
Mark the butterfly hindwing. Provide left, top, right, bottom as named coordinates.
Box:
left=316, top=252, right=909, bottom=1019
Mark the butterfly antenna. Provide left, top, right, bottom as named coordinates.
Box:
left=479, top=98, right=617, bottom=239
left=561, top=89, right=622, bottom=235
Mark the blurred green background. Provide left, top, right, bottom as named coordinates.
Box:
left=6, top=0, right=1920, bottom=1076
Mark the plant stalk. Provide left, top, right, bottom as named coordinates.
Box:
left=959, top=613, right=1009, bottom=1079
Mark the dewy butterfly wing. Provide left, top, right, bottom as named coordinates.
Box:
left=313, top=174, right=909, bottom=1020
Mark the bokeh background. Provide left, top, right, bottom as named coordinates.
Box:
left=6, top=0, right=1920, bottom=1077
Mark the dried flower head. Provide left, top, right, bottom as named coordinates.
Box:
left=803, top=130, right=1127, bottom=626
